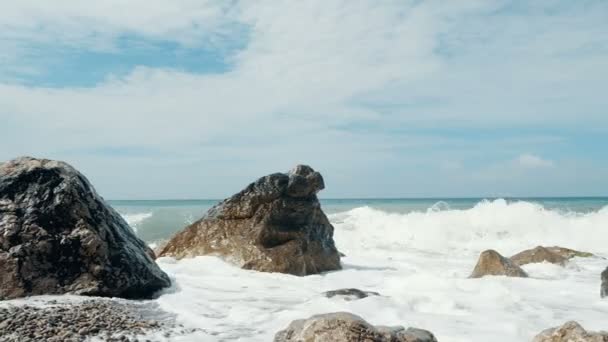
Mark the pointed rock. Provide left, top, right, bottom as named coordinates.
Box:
left=0, top=157, right=170, bottom=299
left=469, top=250, right=528, bottom=278
left=159, top=165, right=341, bottom=276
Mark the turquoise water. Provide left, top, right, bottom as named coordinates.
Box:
left=108, top=197, right=608, bottom=244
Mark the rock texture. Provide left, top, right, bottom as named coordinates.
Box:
left=0, top=299, right=181, bottom=342
left=274, top=312, right=437, bottom=342
left=469, top=250, right=528, bottom=278
left=545, top=246, right=594, bottom=260
left=159, top=165, right=341, bottom=276
left=323, top=288, right=380, bottom=301
left=510, top=246, right=568, bottom=266
left=602, top=267, right=608, bottom=298
left=0, top=157, right=170, bottom=299
left=532, top=321, right=608, bottom=342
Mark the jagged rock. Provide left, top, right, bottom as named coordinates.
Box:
left=0, top=157, right=170, bottom=299
left=532, top=321, right=608, bottom=342
left=323, top=288, right=380, bottom=301
left=274, top=312, right=437, bottom=342
left=469, top=250, right=528, bottom=278
left=601, top=267, right=608, bottom=298
left=544, top=246, right=594, bottom=259
left=159, top=165, right=341, bottom=276
left=510, top=246, right=568, bottom=266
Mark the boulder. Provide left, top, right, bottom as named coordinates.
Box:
left=159, top=165, right=341, bottom=275
left=0, top=157, right=170, bottom=299
left=510, top=246, right=567, bottom=266
left=602, top=267, right=608, bottom=298
left=323, top=288, right=380, bottom=301
left=545, top=246, right=594, bottom=259
left=532, top=321, right=608, bottom=342
left=469, top=250, right=528, bottom=278
left=274, top=312, right=437, bottom=342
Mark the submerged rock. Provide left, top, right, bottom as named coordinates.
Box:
left=0, top=157, right=170, bottom=299
left=544, top=246, right=594, bottom=260
left=510, top=246, right=568, bottom=266
left=159, top=165, right=341, bottom=276
left=469, top=250, right=528, bottom=278
left=323, top=288, right=380, bottom=301
left=602, top=267, right=608, bottom=298
left=274, top=312, right=437, bottom=342
left=532, top=321, right=608, bottom=342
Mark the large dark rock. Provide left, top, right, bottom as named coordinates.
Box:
left=0, top=157, right=170, bottom=299
left=159, top=165, right=341, bottom=275
left=469, top=250, right=528, bottom=278
left=602, top=267, right=608, bottom=298
left=532, top=321, right=608, bottom=342
left=274, top=312, right=437, bottom=342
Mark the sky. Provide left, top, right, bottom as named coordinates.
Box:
left=0, top=0, right=607, bottom=199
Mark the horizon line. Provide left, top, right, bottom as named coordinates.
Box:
left=107, top=195, right=608, bottom=202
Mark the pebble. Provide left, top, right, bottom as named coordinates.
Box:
left=0, top=299, right=180, bottom=342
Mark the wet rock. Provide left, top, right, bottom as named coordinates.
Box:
left=601, top=267, right=608, bottom=298
left=274, top=312, right=437, bottom=342
left=323, top=288, right=380, bottom=301
left=532, top=321, right=608, bottom=342
left=544, top=246, right=594, bottom=259
left=159, top=165, right=341, bottom=276
left=469, top=250, right=528, bottom=278
left=0, top=157, right=170, bottom=299
left=510, top=246, right=568, bottom=266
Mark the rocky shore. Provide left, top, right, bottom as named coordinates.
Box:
left=0, top=298, right=188, bottom=342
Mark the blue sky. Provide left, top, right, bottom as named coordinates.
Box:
left=0, top=0, right=607, bottom=199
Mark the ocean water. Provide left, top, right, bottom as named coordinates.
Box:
left=5, top=197, right=608, bottom=341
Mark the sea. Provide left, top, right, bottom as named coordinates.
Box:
left=102, top=197, right=608, bottom=341
left=6, top=197, right=608, bottom=341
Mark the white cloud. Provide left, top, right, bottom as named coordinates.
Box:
left=0, top=1, right=606, bottom=197
left=517, top=154, right=554, bottom=168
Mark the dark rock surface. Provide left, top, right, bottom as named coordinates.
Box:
left=510, top=246, right=568, bottom=266
left=469, top=250, right=528, bottom=278
left=274, top=312, right=437, bottom=342
left=532, top=321, right=608, bottom=342
left=323, top=288, right=380, bottom=301
left=0, top=157, right=170, bottom=299
left=0, top=299, right=182, bottom=342
left=159, top=165, right=341, bottom=276
left=602, top=267, right=608, bottom=298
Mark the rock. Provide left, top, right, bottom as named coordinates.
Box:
left=545, top=246, right=594, bottom=259
left=532, top=321, right=608, bottom=342
left=159, top=165, right=341, bottom=276
left=0, top=157, right=170, bottom=299
left=510, top=246, right=568, bottom=266
left=469, top=250, right=528, bottom=278
left=323, top=288, right=380, bottom=301
left=602, top=267, right=608, bottom=298
left=274, top=312, right=437, bottom=342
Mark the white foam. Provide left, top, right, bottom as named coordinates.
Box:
left=8, top=200, right=608, bottom=341
left=121, top=212, right=153, bottom=232
left=331, top=199, right=608, bottom=256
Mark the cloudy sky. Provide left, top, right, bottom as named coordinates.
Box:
left=1, top=1, right=607, bottom=199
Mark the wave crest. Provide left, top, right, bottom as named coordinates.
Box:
left=330, top=199, right=608, bottom=256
